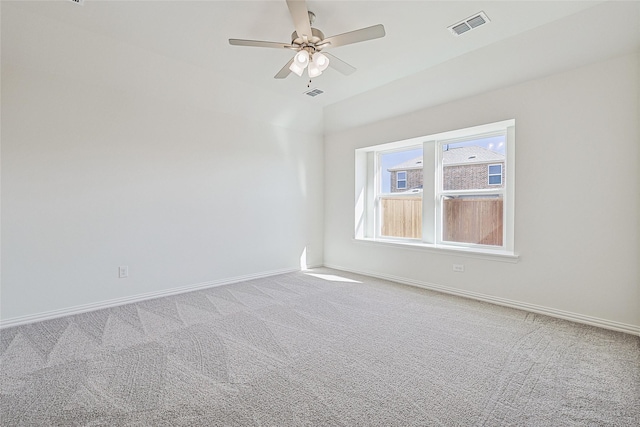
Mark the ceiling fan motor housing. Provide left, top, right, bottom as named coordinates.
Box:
left=291, top=28, right=325, bottom=48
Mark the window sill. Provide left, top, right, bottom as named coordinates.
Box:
left=353, top=238, right=519, bottom=263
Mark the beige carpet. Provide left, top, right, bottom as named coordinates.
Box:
left=1, top=268, right=638, bottom=426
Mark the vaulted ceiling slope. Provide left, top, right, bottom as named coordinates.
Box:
left=4, top=1, right=639, bottom=132
left=324, top=1, right=640, bottom=132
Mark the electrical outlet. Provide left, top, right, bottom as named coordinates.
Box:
left=118, top=266, right=129, bottom=278
left=453, top=264, right=465, bottom=272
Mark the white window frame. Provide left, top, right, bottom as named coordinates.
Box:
left=488, top=164, right=503, bottom=186
left=354, top=119, right=516, bottom=259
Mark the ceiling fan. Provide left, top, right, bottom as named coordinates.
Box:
left=229, top=0, right=386, bottom=79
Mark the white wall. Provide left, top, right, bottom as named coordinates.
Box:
left=324, top=53, right=640, bottom=333
left=1, top=5, right=324, bottom=321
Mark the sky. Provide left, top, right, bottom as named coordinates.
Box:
left=380, top=135, right=505, bottom=193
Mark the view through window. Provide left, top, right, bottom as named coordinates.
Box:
left=439, top=136, right=505, bottom=246
left=379, top=147, right=423, bottom=239
left=357, top=120, right=514, bottom=253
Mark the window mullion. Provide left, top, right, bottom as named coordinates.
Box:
left=422, top=141, right=436, bottom=244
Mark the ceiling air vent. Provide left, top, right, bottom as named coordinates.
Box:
left=304, top=88, right=324, bottom=97
left=448, top=11, right=490, bottom=36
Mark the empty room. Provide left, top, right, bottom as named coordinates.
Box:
left=1, top=0, right=639, bottom=425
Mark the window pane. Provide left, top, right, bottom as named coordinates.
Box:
left=382, top=148, right=423, bottom=194
left=488, top=164, right=502, bottom=175
left=380, top=147, right=423, bottom=239
left=488, top=175, right=502, bottom=185
left=443, top=136, right=505, bottom=191
left=380, top=194, right=423, bottom=239
left=442, top=195, right=503, bottom=246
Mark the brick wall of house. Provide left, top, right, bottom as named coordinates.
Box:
left=390, top=162, right=504, bottom=192
left=443, top=162, right=505, bottom=190
left=391, top=169, right=423, bottom=192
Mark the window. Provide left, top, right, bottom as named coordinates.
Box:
left=355, top=119, right=515, bottom=255
left=488, top=164, right=502, bottom=185
left=396, top=171, right=407, bottom=189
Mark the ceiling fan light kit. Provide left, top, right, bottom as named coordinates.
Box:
left=314, top=53, right=329, bottom=71
left=289, top=49, right=329, bottom=78
left=294, top=50, right=309, bottom=66
left=289, top=61, right=305, bottom=77
left=307, top=61, right=322, bottom=78
left=229, top=0, right=386, bottom=80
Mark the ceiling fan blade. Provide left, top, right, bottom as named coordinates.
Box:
left=323, top=24, right=386, bottom=48
left=286, top=0, right=312, bottom=40
left=229, top=39, right=293, bottom=49
left=324, top=52, right=356, bottom=76
left=274, top=57, right=295, bottom=79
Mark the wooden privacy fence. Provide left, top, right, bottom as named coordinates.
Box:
left=443, top=197, right=503, bottom=246
left=381, top=196, right=503, bottom=245
left=381, top=197, right=423, bottom=239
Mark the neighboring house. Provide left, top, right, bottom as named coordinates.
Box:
left=387, top=146, right=505, bottom=192
left=387, top=157, right=424, bottom=192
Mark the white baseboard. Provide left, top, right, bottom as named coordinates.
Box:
left=324, top=263, right=640, bottom=337
left=5, top=264, right=638, bottom=337
left=0, top=267, right=298, bottom=329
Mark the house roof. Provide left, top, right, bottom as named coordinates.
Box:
left=388, top=146, right=504, bottom=171
left=442, top=146, right=505, bottom=165
left=388, top=157, right=424, bottom=171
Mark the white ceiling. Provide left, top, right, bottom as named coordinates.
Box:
left=6, top=0, right=640, bottom=110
